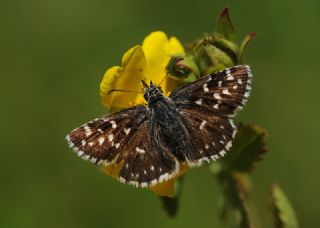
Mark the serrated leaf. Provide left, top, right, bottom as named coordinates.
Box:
left=217, top=172, right=260, bottom=228
left=216, top=7, right=236, bottom=42
left=222, top=123, right=268, bottom=172
left=270, top=184, right=299, bottom=228
left=159, top=177, right=184, bottom=218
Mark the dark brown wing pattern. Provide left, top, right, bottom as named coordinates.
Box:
left=170, top=65, right=252, bottom=117
left=170, top=65, right=252, bottom=166
left=66, top=106, right=179, bottom=188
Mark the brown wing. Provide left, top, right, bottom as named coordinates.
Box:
left=66, top=105, right=179, bottom=188
left=170, top=65, right=252, bottom=117
left=180, top=107, right=237, bottom=166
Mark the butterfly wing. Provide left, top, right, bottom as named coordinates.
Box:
left=170, top=65, right=252, bottom=166
left=66, top=105, right=179, bottom=188
left=180, top=107, right=237, bottom=166
left=170, top=65, right=252, bottom=117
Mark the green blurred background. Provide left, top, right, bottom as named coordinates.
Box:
left=1, top=0, right=319, bottom=227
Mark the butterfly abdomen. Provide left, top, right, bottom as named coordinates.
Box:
left=150, top=97, right=188, bottom=161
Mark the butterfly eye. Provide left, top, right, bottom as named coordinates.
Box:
left=144, top=91, right=150, bottom=101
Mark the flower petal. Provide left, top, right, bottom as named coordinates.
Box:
left=101, top=161, right=124, bottom=179
left=100, top=45, right=146, bottom=110
left=142, top=31, right=184, bottom=95
left=168, top=36, right=185, bottom=55
left=150, top=179, right=176, bottom=197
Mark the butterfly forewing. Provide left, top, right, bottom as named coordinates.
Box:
left=66, top=105, right=179, bottom=187
left=66, top=106, right=147, bottom=164
left=170, top=65, right=252, bottom=117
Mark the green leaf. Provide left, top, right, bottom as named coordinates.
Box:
left=159, top=177, right=184, bottom=218
left=217, top=172, right=261, bottom=228
left=238, top=32, right=256, bottom=63
left=270, top=184, right=299, bottom=228
left=216, top=7, right=236, bottom=42
left=222, top=123, right=268, bottom=172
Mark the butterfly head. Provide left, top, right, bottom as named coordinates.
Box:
left=142, top=80, right=164, bottom=102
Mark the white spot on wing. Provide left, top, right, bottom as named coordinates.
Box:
left=83, top=155, right=90, bottom=160
left=110, top=120, right=117, bottom=129
left=123, top=128, right=131, bottom=135
left=211, top=154, right=220, bottom=161
left=84, top=125, right=92, bottom=137
left=226, top=69, right=234, bottom=80
left=195, top=98, right=203, bottom=105
left=222, top=89, right=231, bottom=95
left=151, top=179, right=158, bottom=185
left=136, top=147, right=145, bottom=154
left=200, top=120, right=207, bottom=130
left=226, top=141, right=232, bottom=150
left=214, top=93, right=221, bottom=100
left=108, top=134, right=114, bottom=142
left=227, top=75, right=234, bottom=80
left=119, top=177, right=126, bottom=183
left=220, top=150, right=226, bottom=157
left=203, top=83, right=209, bottom=92
left=98, top=137, right=105, bottom=145
left=159, top=173, right=169, bottom=182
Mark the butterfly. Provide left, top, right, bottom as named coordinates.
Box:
left=66, top=65, right=252, bottom=188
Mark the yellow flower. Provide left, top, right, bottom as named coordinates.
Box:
left=99, top=31, right=187, bottom=197
left=100, top=31, right=184, bottom=110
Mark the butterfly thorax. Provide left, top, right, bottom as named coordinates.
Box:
left=146, top=87, right=188, bottom=161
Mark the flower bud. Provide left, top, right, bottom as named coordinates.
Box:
left=188, top=7, right=255, bottom=75
left=166, top=55, right=200, bottom=83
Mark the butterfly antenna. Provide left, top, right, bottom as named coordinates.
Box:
left=108, top=89, right=143, bottom=95
left=141, top=80, right=148, bottom=88
left=158, top=71, right=169, bottom=87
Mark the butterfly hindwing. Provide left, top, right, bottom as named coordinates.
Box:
left=179, top=107, right=237, bottom=166
left=118, top=120, right=179, bottom=187
left=170, top=65, right=252, bottom=117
